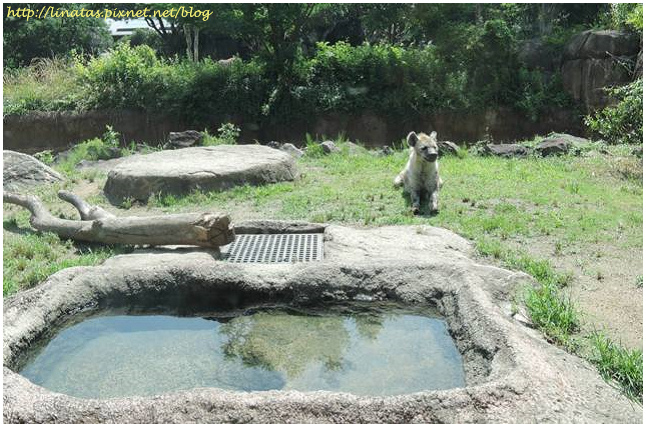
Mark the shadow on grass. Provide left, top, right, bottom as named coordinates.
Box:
left=398, top=189, right=439, bottom=218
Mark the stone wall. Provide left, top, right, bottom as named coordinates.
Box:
left=3, top=108, right=584, bottom=154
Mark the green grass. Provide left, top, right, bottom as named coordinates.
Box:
left=590, top=332, right=643, bottom=402
left=2, top=228, right=120, bottom=296
left=143, top=142, right=642, bottom=249
left=3, top=58, right=83, bottom=114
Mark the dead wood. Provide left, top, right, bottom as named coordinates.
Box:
left=3, top=191, right=235, bottom=248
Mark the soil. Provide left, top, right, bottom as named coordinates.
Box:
left=507, top=236, right=643, bottom=350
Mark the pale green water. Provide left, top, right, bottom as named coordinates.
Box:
left=19, top=305, right=465, bottom=398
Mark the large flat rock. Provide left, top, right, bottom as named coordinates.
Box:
left=103, top=145, right=298, bottom=204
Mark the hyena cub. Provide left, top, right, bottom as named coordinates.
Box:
left=394, top=131, right=443, bottom=215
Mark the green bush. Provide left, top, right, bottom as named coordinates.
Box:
left=292, top=42, right=467, bottom=118
left=585, top=79, right=643, bottom=145
left=179, top=58, right=268, bottom=123
left=79, top=44, right=187, bottom=111
left=5, top=40, right=573, bottom=123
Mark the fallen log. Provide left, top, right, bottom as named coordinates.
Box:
left=3, top=191, right=235, bottom=248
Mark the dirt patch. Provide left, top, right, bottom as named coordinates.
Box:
left=508, top=236, right=643, bottom=349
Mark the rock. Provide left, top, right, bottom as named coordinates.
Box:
left=266, top=141, right=281, bottom=149
left=631, top=145, right=643, bottom=158
left=279, top=143, right=304, bottom=159
left=563, top=30, right=640, bottom=61
left=562, top=30, right=639, bottom=111
left=103, top=145, right=298, bottom=204
left=634, top=50, right=642, bottom=79
left=3, top=222, right=641, bottom=423
left=484, top=144, right=530, bottom=158
left=165, top=130, right=203, bottom=149
left=536, top=138, right=571, bottom=157
left=320, top=140, right=340, bottom=154
left=438, top=140, right=460, bottom=156
left=3, top=150, right=63, bottom=192
left=379, top=146, right=393, bottom=156
left=343, top=141, right=362, bottom=155
left=76, top=157, right=126, bottom=172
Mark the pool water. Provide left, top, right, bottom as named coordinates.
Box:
left=19, top=305, right=465, bottom=398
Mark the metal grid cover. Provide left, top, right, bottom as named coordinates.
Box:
left=222, top=233, right=324, bottom=263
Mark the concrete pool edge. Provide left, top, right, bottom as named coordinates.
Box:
left=3, top=224, right=642, bottom=423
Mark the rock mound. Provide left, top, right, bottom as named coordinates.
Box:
left=562, top=30, right=640, bottom=111
left=103, top=145, right=297, bottom=204
left=3, top=150, right=63, bottom=192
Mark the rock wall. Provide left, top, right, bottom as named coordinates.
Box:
left=3, top=108, right=584, bottom=154
left=561, top=30, right=640, bottom=112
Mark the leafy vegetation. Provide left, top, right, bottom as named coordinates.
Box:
left=585, top=79, right=643, bottom=145
left=6, top=3, right=629, bottom=122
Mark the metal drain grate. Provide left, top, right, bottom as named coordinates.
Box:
left=222, top=233, right=324, bottom=263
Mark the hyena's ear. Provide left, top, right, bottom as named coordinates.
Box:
left=430, top=131, right=437, bottom=140
left=407, top=131, right=419, bottom=147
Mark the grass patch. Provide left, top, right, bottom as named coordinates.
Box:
left=589, top=332, right=643, bottom=403
left=3, top=57, right=82, bottom=114
left=2, top=230, right=120, bottom=296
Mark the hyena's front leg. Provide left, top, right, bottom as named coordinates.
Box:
left=411, top=190, right=421, bottom=215
left=429, top=187, right=439, bottom=214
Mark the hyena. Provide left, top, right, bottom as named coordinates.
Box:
left=394, top=131, right=443, bottom=215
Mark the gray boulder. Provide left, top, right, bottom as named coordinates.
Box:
left=562, top=30, right=639, bottom=111
left=3, top=150, right=63, bottom=192
left=438, top=140, right=460, bottom=156
left=165, top=130, right=203, bottom=149
left=320, top=140, right=340, bottom=154
left=536, top=138, right=571, bottom=157
left=103, top=145, right=298, bottom=204
left=484, top=144, right=530, bottom=158
left=563, top=30, right=639, bottom=61
left=266, top=141, right=281, bottom=149
left=279, top=143, right=304, bottom=159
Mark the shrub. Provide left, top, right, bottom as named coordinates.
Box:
left=79, top=44, right=187, bottom=111
left=3, top=57, right=84, bottom=114
left=292, top=42, right=465, bottom=118
left=585, top=79, right=643, bottom=145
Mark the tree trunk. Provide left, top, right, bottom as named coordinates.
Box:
left=4, top=191, right=234, bottom=248
left=193, top=27, right=200, bottom=62
left=184, top=24, right=193, bottom=61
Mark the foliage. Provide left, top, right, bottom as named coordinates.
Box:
left=590, top=332, right=643, bottom=402
left=293, top=42, right=466, bottom=118
left=585, top=79, right=643, bottom=145
left=78, top=44, right=187, bottom=111
left=604, top=3, right=643, bottom=31
left=122, top=28, right=165, bottom=54
left=3, top=57, right=84, bottom=114
left=202, top=122, right=241, bottom=146
left=3, top=4, right=113, bottom=68
left=525, top=282, right=579, bottom=347
left=57, top=126, right=121, bottom=175
left=0, top=3, right=621, bottom=121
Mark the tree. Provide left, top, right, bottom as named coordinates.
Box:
left=3, top=3, right=113, bottom=67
